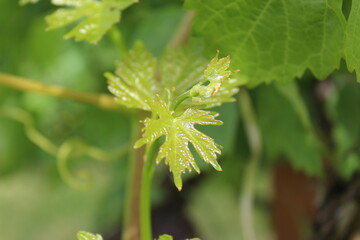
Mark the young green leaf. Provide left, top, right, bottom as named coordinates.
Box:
left=157, top=234, right=201, bottom=240
left=134, top=98, right=223, bottom=190
left=46, top=0, right=137, bottom=44
left=160, top=48, right=242, bottom=112
left=158, top=234, right=173, bottom=240
left=108, top=45, right=240, bottom=189
left=159, top=47, right=208, bottom=102
left=107, top=45, right=241, bottom=112
left=186, top=53, right=240, bottom=109
left=106, top=43, right=158, bottom=111
left=187, top=77, right=241, bottom=110
left=76, top=231, right=103, bottom=240
left=190, top=53, right=232, bottom=97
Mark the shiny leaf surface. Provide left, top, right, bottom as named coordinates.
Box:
left=108, top=45, right=240, bottom=189
left=46, top=0, right=136, bottom=43
left=134, top=98, right=223, bottom=190
left=187, top=53, right=242, bottom=109
left=106, top=43, right=157, bottom=111
left=76, top=231, right=103, bottom=240
left=158, top=234, right=201, bottom=240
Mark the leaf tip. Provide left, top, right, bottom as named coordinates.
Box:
left=174, top=175, right=183, bottom=191
left=133, top=140, right=143, bottom=149
left=215, top=165, right=222, bottom=171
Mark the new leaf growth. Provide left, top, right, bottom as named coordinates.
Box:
left=46, top=0, right=137, bottom=43
left=76, top=231, right=103, bottom=240
left=107, top=43, right=241, bottom=189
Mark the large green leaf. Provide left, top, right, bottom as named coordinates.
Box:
left=46, top=0, right=137, bottom=44
left=345, top=0, right=360, bottom=77
left=134, top=98, right=223, bottom=190
left=186, top=0, right=346, bottom=86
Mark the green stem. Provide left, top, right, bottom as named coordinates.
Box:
left=171, top=90, right=190, bottom=111
left=0, top=107, right=58, bottom=155
left=0, top=73, right=123, bottom=112
left=238, top=90, right=262, bottom=240
left=135, top=9, right=196, bottom=240
left=140, top=137, right=158, bottom=240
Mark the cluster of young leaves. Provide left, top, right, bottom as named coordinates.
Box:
left=106, top=43, right=241, bottom=190
left=44, top=0, right=137, bottom=43
left=186, top=0, right=360, bottom=86
left=158, top=234, right=200, bottom=240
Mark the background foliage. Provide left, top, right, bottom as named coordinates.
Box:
left=1, top=0, right=360, bottom=240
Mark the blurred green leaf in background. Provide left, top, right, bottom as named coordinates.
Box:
left=2, top=0, right=360, bottom=240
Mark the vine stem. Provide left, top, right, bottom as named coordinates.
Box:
left=0, top=73, right=122, bottom=111
left=136, top=10, right=196, bottom=240
left=238, top=89, right=262, bottom=240
left=170, top=90, right=190, bottom=111
left=140, top=139, right=158, bottom=240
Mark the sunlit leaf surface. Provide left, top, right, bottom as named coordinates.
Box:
left=107, top=44, right=240, bottom=189
left=134, top=98, right=223, bottom=190
left=76, top=231, right=103, bottom=240
left=158, top=234, right=201, bottom=240
left=107, top=45, right=242, bottom=111
left=46, top=0, right=137, bottom=43
left=106, top=43, right=157, bottom=111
